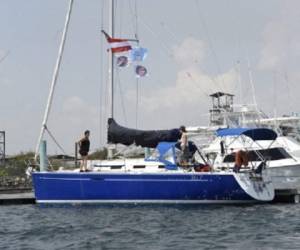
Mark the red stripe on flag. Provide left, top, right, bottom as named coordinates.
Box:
left=111, top=46, right=132, bottom=53
left=107, top=37, right=128, bottom=43
left=102, top=31, right=132, bottom=53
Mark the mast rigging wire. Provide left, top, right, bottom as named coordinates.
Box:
left=99, top=0, right=105, bottom=147
left=115, top=69, right=128, bottom=125
left=0, top=50, right=10, bottom=64
left=283, top=72, right=295, bottom=113
left=135, top=78, right=139, bottom=129
left=185, top=71, right=213, bottom=100
left=34, top=0, right=74, bottom=160
left=194, top=0, right=226, bottom=92
left=128, top=0, right=139, bottom=41
left=134, top=0, right=139, bottom=129
left=159, top=22, right=181, bottom=44
left=129, top=0, right=140, bottom=128
left=158, top=20, right=221, bottom=95
left=138, top=17, right=174, bottom=59
left=246, top=55, right=258, bottom=108
left=44, top=126, right=67, bottom=155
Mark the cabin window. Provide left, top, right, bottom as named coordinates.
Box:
left=133, top=165, right=146, bottom=169
left=223, top=154, right=235, bottom=163
left=223, top=147, right=292, bottom=162
left=110, top=165, right=123, bottom=169
left=158, top=165, right=165, bottom=169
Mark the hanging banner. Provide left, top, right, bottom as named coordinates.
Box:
left=130, top=47, right=148, bottom=62
left=135, top=65, right=148, bottom=78
left=116, top=55, right=129, bottom=67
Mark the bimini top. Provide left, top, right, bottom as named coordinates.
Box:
left=216, top=128, right=277, bottom=141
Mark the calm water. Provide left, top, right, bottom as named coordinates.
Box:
left=1, top=204, right=300, bottom=250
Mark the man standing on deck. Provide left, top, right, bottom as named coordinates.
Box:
left=179, top=126, right=189, bottom=164
left=78, top=130, right=90, bottom=172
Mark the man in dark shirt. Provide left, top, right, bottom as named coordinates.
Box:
left=78, top=130, right=90, bottom=172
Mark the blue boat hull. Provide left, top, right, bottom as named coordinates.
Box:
left=32, top=172, right=266, bottom=204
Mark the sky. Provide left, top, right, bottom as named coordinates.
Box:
left=1, top=0, right=300, bottom=155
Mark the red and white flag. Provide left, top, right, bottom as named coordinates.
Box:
left=102, top=30, right=132, bottom=53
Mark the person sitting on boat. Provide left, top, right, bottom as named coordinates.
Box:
left=77, top=130, right=90, bottom=172
left=179, top=126, right=189, bottom=164
left=233, top=150, right=248, bottom=173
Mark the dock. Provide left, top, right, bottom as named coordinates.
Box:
left=0, top=188, right=35, bottom=205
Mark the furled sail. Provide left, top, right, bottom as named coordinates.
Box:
left=107, top=118, right=181, bottom=148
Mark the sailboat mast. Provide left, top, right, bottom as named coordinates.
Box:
left=107, top=0, right=116, bottom=159
left=108, top=0, right=115, bottom=118
left=34, top=0, right=74, bottom=161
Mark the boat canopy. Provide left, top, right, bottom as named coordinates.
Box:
left=216, top=128, right=277, bottom=141
left=107, top=118, right=181, bottom=148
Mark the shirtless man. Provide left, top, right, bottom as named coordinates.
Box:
left=179, top=126, right=189, bottom=163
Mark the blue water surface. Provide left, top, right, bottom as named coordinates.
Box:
left=1, top=204, right=300, bottom=249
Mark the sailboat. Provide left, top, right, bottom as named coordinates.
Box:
left=31, top=0, right=274, bottom=204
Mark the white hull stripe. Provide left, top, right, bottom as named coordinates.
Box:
left=40, top=177, right=211, bottom=182
left=109, top=41, right=131, bottom=48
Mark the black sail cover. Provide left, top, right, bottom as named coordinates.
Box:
left=107, top=118, right=181, bottom=148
